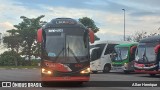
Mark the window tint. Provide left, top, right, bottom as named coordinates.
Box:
left=104, top=44, right=117, bottom=55
left=95, top=44, right=106, bottom=57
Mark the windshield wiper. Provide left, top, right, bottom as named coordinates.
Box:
left=54, top=47, right=65, bottom=62
left=67, top=43, right=80, bottom=63
left=142, top=48, right=149, bottom=63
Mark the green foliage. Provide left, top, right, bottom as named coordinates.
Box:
left=3, top=15, right=45, bottom=66
left=3, top=29, right=22, bottom=52
left=79, top=17, right=100, bottom=41
left=0, top=51, right=24, bottom=66
left=0, top=51, right=40, bottom=66
left=79, top=17, right=99, bottom=33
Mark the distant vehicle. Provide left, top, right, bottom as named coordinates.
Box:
left=21, top=55, right=41, bottom=60
left=134, top=35, right=160, bottom=76
left=37, top=18, right=94, bottom=83
left=111, top=43, right=137, bottom=73
left=90, top=41, right=132, bottom=73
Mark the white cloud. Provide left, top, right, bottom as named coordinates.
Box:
left=0, top=22, right=14, bottom=33
left=1, top=0, right=160, bottom=41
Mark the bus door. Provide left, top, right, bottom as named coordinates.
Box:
left=128, top=46, right=137, bottom=71
left=103, top=44, right=117, bottom=64
left=102, top=44, right=117, bottom=72
left=90, top=47, right=101, bottom=71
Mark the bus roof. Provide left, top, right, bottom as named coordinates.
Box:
left=90, top=40, right=135, bottom=45
left=140, top=35, right=160, bottom=43
left=43, top=18, right=86, bottom=29
left=115, top=43, right=137, bottom=48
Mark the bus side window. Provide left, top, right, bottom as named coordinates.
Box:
left=104, top=44, right=117, bottom=55
left=90, top=48, right=101, bottom=61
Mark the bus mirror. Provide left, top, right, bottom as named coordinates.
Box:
left=130, top=46, right=137, bottom=54
left=154, top=44, right=160, bottom=53
left=88, top=28, right=94, bottom=44
left=37, top=28, right=42, bottom=43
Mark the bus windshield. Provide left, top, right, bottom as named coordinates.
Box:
left=135, top=43, right=156, bottom=63
left=115, top=47, right=128, bottom=61
left=44, top=33, right=88, bottom=63
left=45, top=35, right=65, bottom=57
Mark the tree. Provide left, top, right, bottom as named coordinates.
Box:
left=14, top=15, right=46, bottom=65
left=79, top=17, right=100, bottom=40
left=126, top=31, right=158, bottom=42
left=0, top=51, right=23, bottom=66
left=3, top=29, right=22, bottom=53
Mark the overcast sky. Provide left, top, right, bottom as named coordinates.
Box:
left=1, top=0, right=160, bottom=41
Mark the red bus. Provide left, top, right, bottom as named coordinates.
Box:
left=134, top=35, right=160, bottom=76
left=37, top=18, right=94, bottom=83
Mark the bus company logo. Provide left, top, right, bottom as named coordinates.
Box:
left=48, top=29, right=63, bottom=33
left=2, top=82, right=11, bottom=87
left=56, top=20, right=75, bottom=24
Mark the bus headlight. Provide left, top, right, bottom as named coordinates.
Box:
left=124, top=63, right=128, bottom=67
left=41, top=68, right=52, bottom=75
left=80, top=68, right=90, bottom=74
left=42, top=68, right=45, bottom=72
left=47, top=71, right=52, bottom=74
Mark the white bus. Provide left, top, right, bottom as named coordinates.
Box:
left=90, top=41, right=131, bottom=73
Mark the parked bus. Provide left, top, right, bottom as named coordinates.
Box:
left=90, top=41, right=131, bottom=73
left=37, top=18, right=94, bottom=83
left=134, top=35, right=160, bottom=76
left=111, top=43, right=137, bottom=73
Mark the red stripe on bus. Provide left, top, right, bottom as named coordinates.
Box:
left=44, top=61, right=70, bottom=72
left=41, top=76, right=89, bottom=81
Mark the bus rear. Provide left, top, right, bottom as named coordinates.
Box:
left=37, top=18, right=94, bottom=82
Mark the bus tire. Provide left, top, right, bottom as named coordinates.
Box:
left=103, top=64, right=111, bottom=73
left=149, top=74, right=156, bottom=77
left=92, top=71, right=98, bottom=74
left=76, top=82, right=83, bottom=86
left=124, top=70, right=130, bottom=74
left=42, top=81, right=50, bottom=87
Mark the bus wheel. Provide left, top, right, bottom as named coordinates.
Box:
left=124, top=70, right=130, bottom=74
left=92, top=71, right=98, bottom=74
left=103, top=64, right=111, bottom=73
left=42, top=81, right=50, bottom=87
left=149, top=74, right=156, bottom=77
left=76, top=82, right=83, bottom=86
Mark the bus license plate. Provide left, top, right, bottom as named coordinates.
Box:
left=63, top=76, right=70, bottom=80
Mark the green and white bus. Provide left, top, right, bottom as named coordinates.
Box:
left=90, top=41, right=131, bottom=73
left=112, top=43, right=137, bottom=73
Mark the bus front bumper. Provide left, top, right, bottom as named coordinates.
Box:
left=112, top=66, right=124, bottom=72
left=41, top=76, right=90, bottom=81
left=134, top=70, right=160, bottom=74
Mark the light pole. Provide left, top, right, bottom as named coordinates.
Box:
left=0, top=33, right=2, bottom=44
left=122, top=9, right=125, bottom=41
